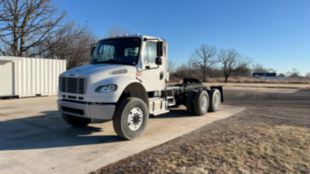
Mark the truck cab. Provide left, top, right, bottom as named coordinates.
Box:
left=58, top=35, right=222, bottom=140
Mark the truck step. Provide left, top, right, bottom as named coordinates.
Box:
left=149, top=97, right=169, bottom=116
left=166, top=96, right=176, bottom=106
left=152, top=109, right=170, bottom=116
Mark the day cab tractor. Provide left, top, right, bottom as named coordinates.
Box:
left=58, top=35, right=223, bottom=140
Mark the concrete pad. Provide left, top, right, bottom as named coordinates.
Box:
left=0, top=96, right=244, bottom=174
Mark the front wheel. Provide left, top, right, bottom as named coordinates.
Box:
left=62, top=114, right=91, bottom=128
left=113, top=97, right=149, bottom=140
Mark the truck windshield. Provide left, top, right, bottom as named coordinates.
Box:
left=91, top=38, right=141, bottom=65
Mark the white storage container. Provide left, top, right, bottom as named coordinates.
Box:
left=0, top=56, right=66, bottom=98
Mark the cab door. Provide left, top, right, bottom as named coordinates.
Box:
left=140, top=41, right=166, bottom=92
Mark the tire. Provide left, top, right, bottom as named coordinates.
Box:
left=186, top=91, right=195, bottom=115
left=208, top=89, right=222, bottom=112
left=113, top=97, right=149, bottom=140
left=193, top=90, right=210, bottom=116
left=62, top=114, right=91, bottom=128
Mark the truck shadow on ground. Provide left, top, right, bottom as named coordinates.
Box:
left=0, top=108, right=195, bottom=151
left=150, top=107, right=200, bottom=119
left=0, top=111, right=123, bottom=151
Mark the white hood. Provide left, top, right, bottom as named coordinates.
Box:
left=61, top=64, right=136, bottom=78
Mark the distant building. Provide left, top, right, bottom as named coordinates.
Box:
left=252, top=72, right=277, bottom=78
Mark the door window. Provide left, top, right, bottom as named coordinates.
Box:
left=144, top=42, right=157, bottom=64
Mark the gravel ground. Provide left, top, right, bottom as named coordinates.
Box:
left=91, top=87, right=310, bottom=174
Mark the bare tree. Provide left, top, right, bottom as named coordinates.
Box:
left=168, top=60, right=176, bottom=73
left=0, top=0, right=65, bottom=57
left=217, top=49, right=247, bottom=83
left=286, top=68, right=300, bottom=78
left=278, top=73, right=286, bottom=78
left=191, top=44, right=217, bottom=81
left=172, top=64, right=193, bottom=80
left=252, top=63, right=275, bottom=73
left=42, top=22, right=95, bottom=69
left=233, top=63, right=252, bottom=77
left=306, top=73, right=310, bottom=78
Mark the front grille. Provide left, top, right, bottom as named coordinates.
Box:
left=60, top=77, right=85, bottom=94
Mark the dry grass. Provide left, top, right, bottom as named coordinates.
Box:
left=206, top=82, right=310, bottom=90
left=170, top=76, right=310, bottom=89
left=91, top=89, right=310, bottom=174
left=92, top=118, right=310, bottom=174
left=206, top=76, right=310, bottom=84
left=176, top=122, right=310, bottom=174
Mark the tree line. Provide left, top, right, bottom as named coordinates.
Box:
left=1, top=0, right=309, bottom=81
left=170, top=44, right=252, bottom=83
left=170, top=45, right=310, bottom=82
left=0, top=0, right=95, bottom=69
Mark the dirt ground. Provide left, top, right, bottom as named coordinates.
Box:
left=92, top=87, right=310, bottom=174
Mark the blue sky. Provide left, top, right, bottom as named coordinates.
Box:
left=54, top=0, right=310, bottom=74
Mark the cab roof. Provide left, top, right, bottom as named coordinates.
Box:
left=100, top=34, right=166, bottom=42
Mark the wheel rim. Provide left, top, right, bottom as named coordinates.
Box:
left=127, top=107, right=144, bottom=131
left=213, top=92, right=221, bottom=109
left=200, top=95, right=208, bottom=113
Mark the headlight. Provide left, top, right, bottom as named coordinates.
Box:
left=95, top=84, right=118, bottom=93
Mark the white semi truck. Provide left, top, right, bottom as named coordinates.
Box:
left=58, top=35, right=223, bottom=140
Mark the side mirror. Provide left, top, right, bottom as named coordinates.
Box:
left=91, top=43, right=97, bottom=56
left=155, top=57, right=162, bottom=65
left=157, top=41, right=164, bottom=57
left=156, top=41, right=163, bottom=65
